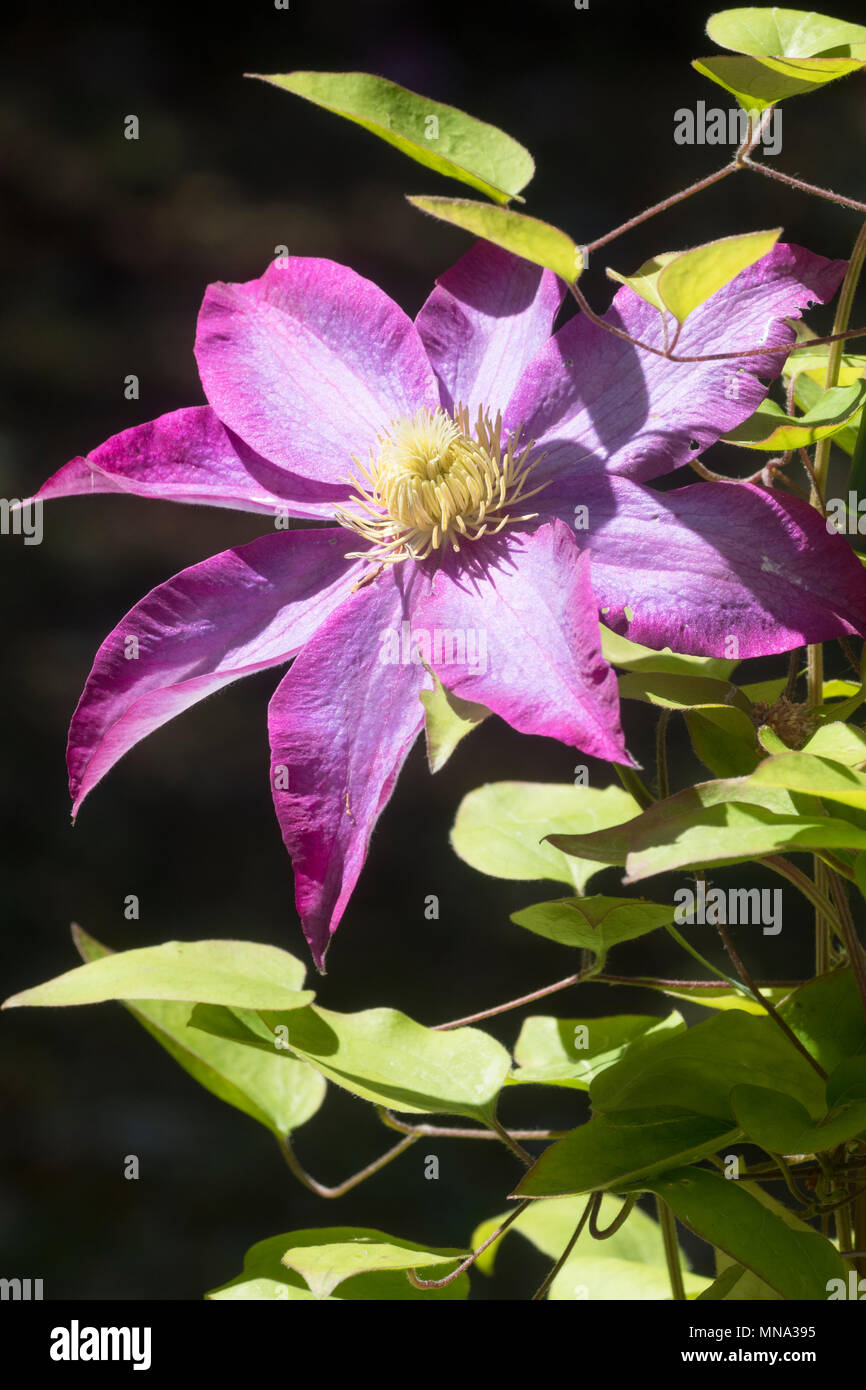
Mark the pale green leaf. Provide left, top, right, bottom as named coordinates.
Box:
left=510, top=895, right=674, bottom=963
left=509, top=1012, right=684, bottom=1090
left=408, top=197, right=583, bottom=281
left=693, top=52, right=863, bottom=110
left=657, top=229, right=780, bottom=322
left=606, top=253, right=680, bottom=314
left=451, top=781, right=640, bottom=894
left=252, top=71, right=533, bottom=203
left=207, top=1228, right=468, bottom=1300
left=720, top=381, right=866, bottom=450
left=71, top=927, right=324, bottom=1139
left=420, top=671, right=489, bottom=773
left=684, top=705, right=762, bottom=778
left=191, top=1002, right=511, bottom=1122
left=707, top=8, right=866, bottom=59
left=618, top=671, right=750, bottom=711
left=282, top=1235, right=464, bottom=1300
left=601, top=627, right=737, bottom=679
left=2, top=937, right=313, bottom=1012
left=548, top=776, right=866, bottom=882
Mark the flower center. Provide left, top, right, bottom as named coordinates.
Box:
left=335, top=405, right=547, bottom=565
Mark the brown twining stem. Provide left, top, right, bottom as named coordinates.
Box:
left=583, top=107, right=769, bottom=255
left=656, top=708, right=671, bottom=801
left=784, top=648, right=801, bottom=700
left=432, top=967, right=592, bottom=1031
left=488, top=1114, right=534, bottom=1167
left=377, top=1108, right=570, bottom=1143
left=278, top=1131, right=417, bottom=1198
left=571, top=108, right=866, bottom=367
left=595, top=972, right=804, bottom=992
left=615, top=763, right=655, bottom=809
left=707, top=895, right=827, bottom=1081
left=569, top=277, right=866, bottom=366
left=837, top=634, right=862, bottom=680
left=763, top=854, right=846, bottom=930
left=826, top=868, right=866, bottom=1019
left=740, top=157, right=866, bottom=217
left=656, top=1197, right=687, bottom=1302
left=798, top=448, right=826, bottom=511
left=406, top=1200, right=532, bottom=1290
left=771, top=1151, right=813, bottom=1208
left=589, top=1192, right=636, bottom=1239
left=531, top=1193, right=597, bottom=1302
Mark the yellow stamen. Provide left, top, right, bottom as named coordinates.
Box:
left=334, top=405, right=549, bottom=566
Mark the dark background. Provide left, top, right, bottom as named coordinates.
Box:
left=2, top=0, right=865, bottom=1300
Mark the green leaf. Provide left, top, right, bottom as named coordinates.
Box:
left=601, top=627, right=736, bottom=679
left=779, top=968, right=866, bottom=1073
left=510, top=895, right=674, bottom=964
left=657, top=229, right=781, bottom=323
left=730, top=1082, right=866, bottom=1153
left=826, top=1056, right=866, bottom=1107
left=70, top=927, right=324, bottom=1139
left=707, top=8, right=866, bottom=59
left=618, top=671, right=749, bottom=711
left=191, top=1003, right=511, bottom=1123
left=812, top=664, right=866, bottom=724
left=783, top=345, right=866, bottom=389
left=451, top=781, right=640, bottom=894
left=628, top=1167, right=845, bottom=1300
left=610, top=978, right=793, bottom=1015
left=2, top=937, right=314, bottom=1012
left=552, top=1256, right=710, bottom=1300
left=697, top=1264, right=762, bottom=1299
left=684, top=705, right=762, bottom=778
left=281, top=1235, right=464, bottom=1300
left=509, top=1012, right=685, bottom=1090
left=693, top=52, right=862, bottom=110
left=408, top=197, right=583, bottom=281
left=471, top=1192, right=708, bottom=1298
left=252, top=72, right=533, bottom=204
left=514, top=1112, right=740, bottom=1197
left=420, top=671, right=489, bottom=773
left=606, top=253, right=681, bottom=314
left=802, top=722, right=866, bottom=766
left=790, top=372, right=862, bottom=455
left=747, top=750, right=866, bottom=810
left=740, top=676, right=788, bottom=703
left=549, top=777, right=866, bottom=882
left=720, top=381, right=866, bottom=450
left=207, top=1228, right=469, bottom=1300
left=848, top=398, right=866, bottom=497
left=608, top=231, right=780, bottom=324
left=590, top=1009, right=826, bottom=1123
left=707, top=1180, right=829, bottom=1300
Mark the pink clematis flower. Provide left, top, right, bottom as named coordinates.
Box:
left=36, top=240, right=866, bottom=967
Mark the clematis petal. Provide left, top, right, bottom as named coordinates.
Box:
left=268, top=568, right=427, bottom=969
left=506, top=243, right=846, bottom=487
left=195, top=258, right=440, bottom=487
left=68, top=529, right=364, bottom=816
left=410, top=519, right=631, bottom=763
left=415, top=240, right=565, bottom=418
left=35, top=407, right=344, bottom=519
left=553, top=474, right=866, bottom=656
